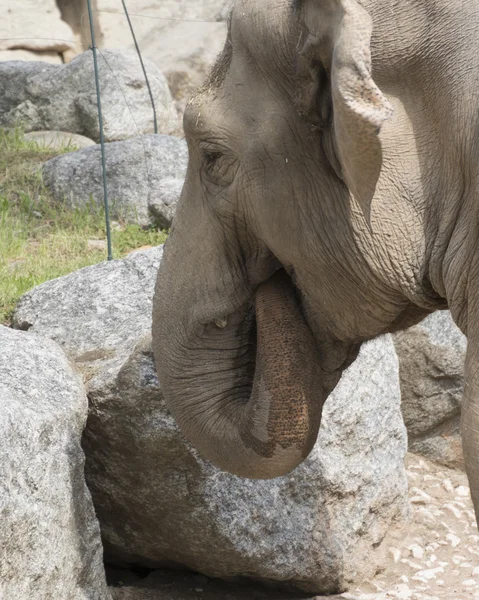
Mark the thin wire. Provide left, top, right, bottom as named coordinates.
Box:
left=96, top=47, right=153, bottom=193
left=93, top=9, right=220, bottom=23
left=86, top=0, right=113, bottom=261
left=121, top=0, right=158, bottom=134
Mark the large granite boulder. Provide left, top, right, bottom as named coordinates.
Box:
left=0, top=326, right=110, bottom=600
left=13, top=248, right=409, bottom=595
left=0, top=49, right=178, bottom=141
left=393, top=311, right=466, bottom=470
left=43, top=135, right=187, bottom=226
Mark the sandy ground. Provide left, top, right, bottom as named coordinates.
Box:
left=109, top=453, right=479, bottom=600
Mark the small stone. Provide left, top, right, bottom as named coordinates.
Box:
left=444, top=503, right=463, bottom=519
left=194, top=588, right=204, bottom=593
left=410, top=495, right=429, bottom=505
left=389, top=547, right=402, bottom=563
left=395, top=584, right=412, bottom=599
left=456, top=486, right=470, bottom=497
left=446, top=533, right=461, bottom=547
left=401, top=558, right=424, bottom=570
left=407, top=544, right=424, bottom=559
left=417, top=508, right=436, bottom=521
left=442, top=479, right=455, bottom=494
left=410, top=487, right=433, bottom=502
left=410, top=575, right=428, bottom=584
left=463, top=579, right=477, bottom=586
left=412, top=567, right=444, bottom=580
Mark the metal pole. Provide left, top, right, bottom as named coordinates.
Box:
left=121, top=0, right=158, bottom=134
left=86, top=0, right=113, bottom=261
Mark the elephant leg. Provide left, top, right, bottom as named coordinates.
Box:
left=461, top=335, right=479, bottom=525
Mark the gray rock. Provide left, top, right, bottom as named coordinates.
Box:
left=0, top=326, right=110, bottom=600
left=43, top=135, right=188, bottom=226
left=13, top=248, right=408, bottom=594
left=393, top=311, right=467, bottom=470
left=148, top=178, right=184, bottom=228
left=0, top=49, right=178, bottom=142
left=13, top=247, right=163, bottom=367
left=25, top=130, right=96, bottom=149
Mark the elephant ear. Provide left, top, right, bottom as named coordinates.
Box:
left=296, top=0, right=393, bottom=217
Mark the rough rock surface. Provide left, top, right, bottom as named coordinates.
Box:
left=25, top=130, right=96, bottom=149
left=13, top=248, right=163, bottom=365
left=147, top=178, right=184, bottom=228
left=393, top=311, right=467, bottom=470
left=0, top=0, right=76, bottom=53
left=43, top=135, right=187, bottom=225
left=0, top=326, right=110, bottom=600
left=0, top=49, right=178, bottom=141
left=13, top=247, right=408, bottom=594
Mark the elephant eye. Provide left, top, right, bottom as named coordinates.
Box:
left=200, top=143, right=237, bottom=187
left=203, top=150, right=222, bottom=171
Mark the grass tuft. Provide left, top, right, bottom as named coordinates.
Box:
left=0, top=127, right=168, bottom=324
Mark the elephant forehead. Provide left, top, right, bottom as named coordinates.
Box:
left=231, top=0, right=300, bottom=63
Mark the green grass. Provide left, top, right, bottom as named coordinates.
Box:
left=0, top=128, right=168, bottom=324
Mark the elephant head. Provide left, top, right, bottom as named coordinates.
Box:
left=152, top=0, right=404, bottom=479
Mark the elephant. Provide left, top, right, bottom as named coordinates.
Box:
left=152, top=0, right=479, bottom=525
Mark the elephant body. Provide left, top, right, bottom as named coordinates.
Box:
left=153, top=0, right=479, bottom=528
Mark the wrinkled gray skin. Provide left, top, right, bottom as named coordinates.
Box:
left=153, top=0, right=479, bottom=523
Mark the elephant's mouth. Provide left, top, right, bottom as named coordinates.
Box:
left=223, top=267, right=306, bottom=372
left=237, top=268, right=307, bottom=380
left=155, top=266, right=329, bottom=479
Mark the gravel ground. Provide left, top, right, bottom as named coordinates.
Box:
left=109, top=453, right=479, bottom=600
left=348, top=453, right=479, bottom=600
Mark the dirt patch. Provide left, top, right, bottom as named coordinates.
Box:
left=351, top=453, right=479, bottom=599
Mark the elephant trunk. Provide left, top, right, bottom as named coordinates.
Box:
left=154, top=270, right=326, bottom=479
